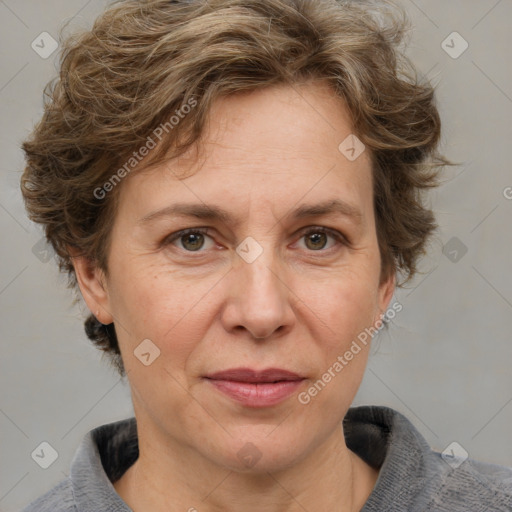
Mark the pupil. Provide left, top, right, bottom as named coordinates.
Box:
left=183, top=233, right=204, bottom=251
left=307, top=232, right=326, bottom=250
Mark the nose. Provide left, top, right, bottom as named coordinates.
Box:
left=220, top=248, right=295, bottom=340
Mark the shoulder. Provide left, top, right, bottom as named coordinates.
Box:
left=21, top=417, right=137, bottom=512
left=345, top=406, right=512, bottom=511
left=425, top=453, right=512, bottom=511
left=21, top=478, right=77, bottom=512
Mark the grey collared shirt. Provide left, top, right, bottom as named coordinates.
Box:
left=22, top=406, right=512, bottom=511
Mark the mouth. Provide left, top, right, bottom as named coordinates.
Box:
left=203, top=367, right=305, bottom=407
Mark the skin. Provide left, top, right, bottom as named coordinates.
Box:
left=72, top=81, right=395, bottom=512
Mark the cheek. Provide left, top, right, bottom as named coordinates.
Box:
left=304, top=267, right=380, bottom=344
left=107, top=262, right=220, bottom=363
left=295, top=276, right=378, bottom=415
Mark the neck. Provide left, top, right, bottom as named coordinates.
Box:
left=113, top=418, right=378, bottom=512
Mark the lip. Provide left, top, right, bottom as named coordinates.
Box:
left=205, top=367, right=303, bottom=382
left=204, top=367, right=305, bottom=408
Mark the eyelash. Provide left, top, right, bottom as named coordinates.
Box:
left=163, top=226, right=348, bottom=254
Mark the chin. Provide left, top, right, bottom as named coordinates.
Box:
left=220, top=449, right=302, bottom=475
left=204, top=428, right=313, bottom=475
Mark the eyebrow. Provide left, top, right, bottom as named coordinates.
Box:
left=138, top=199, right=363, bottom=226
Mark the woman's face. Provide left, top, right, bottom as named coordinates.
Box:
left=78, top=82, right=394, bottom=473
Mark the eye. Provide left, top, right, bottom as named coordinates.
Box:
left=296, top=227, right=346, bottom=252
left=165, top=228, right=215, bottom=252
left=163, top=226, right=347, bottom=254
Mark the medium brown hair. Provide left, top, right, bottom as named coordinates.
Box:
left=21, top=0, right=448, bottom=376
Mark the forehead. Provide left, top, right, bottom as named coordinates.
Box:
left=180, top=81, right=368, bottom=172
left=121, top=81, right=373, bottom=223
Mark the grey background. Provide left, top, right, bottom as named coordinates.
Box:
left=1, top=0, right=511, bottom=510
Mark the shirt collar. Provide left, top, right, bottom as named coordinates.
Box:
left=70, top=417, right=137, bottom=512
left=69, top=406, right=434, bottom=511
left=344, top=406, right=438, bottom=511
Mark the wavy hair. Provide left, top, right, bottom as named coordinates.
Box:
left=21, top=0, right=449, bottom=376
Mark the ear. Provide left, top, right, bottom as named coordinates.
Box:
left=374, top=271, right=396, bottom=324
left=69, top=249, right=114, bottom=325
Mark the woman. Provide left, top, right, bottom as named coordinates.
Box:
left=20, top=0, right=512, bottom=510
